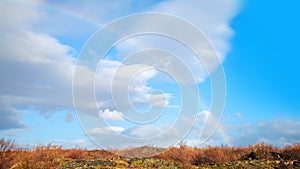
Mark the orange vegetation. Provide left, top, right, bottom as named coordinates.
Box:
left=1, top=138, right=299, bottom=168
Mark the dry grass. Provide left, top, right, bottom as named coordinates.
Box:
left=156, top=142, right=300, bottom=165
left=1, top=137, right=299, bottom=168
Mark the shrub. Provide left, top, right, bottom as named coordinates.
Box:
left=0, top=137, right=299, bottom=168
left=282, top=143, right=300, bottom=161
left=0, top=138, right=16, bottom=169
left=65, top=149, right=88, bottom=159
left=0, top=138, right=15, bottom=152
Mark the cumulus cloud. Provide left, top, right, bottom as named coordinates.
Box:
left=181, top=110, right=222, bottom=145
left=0, top=1, right=170, bottom=130
left=98, top=109, right=124, bottom=121
left=113, top=0, right=240, bottom=83
left=126, top=124, right=170, bottom=138
left=230, top=119, right=300, bottom=147
left=74, top=59, right=172, bottom=116
left=87, top=126, right=125, bottom=135
left=0, top=1, right=75, bottom=129
left=96, top=61, right=170, bottom=111
left=106, top=110, right=212, bottom=147
left=154, top=0, right=239, bottom=57
left=179, top=114, right=300, bottom=148
left=0, top=0, right=242, bottom=149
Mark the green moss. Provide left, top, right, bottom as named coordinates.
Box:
left=131, top=159, right=144, bottom=167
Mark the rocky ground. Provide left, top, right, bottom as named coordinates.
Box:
left=59, top=157, right=300, bottom=169
left=59, top=157, right=177, bottom=169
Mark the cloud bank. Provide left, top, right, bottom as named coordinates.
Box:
left=0, top=0, right=268, bottom=149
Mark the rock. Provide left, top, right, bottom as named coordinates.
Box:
left=245, top=152, right=256, bottom=160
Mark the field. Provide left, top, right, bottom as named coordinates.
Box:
left=1, top=138, right=300, bottom=169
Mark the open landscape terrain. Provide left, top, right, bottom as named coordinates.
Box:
left=1, top=138, right=300, bottom=169
left=1, top=1, right=300, bottom=169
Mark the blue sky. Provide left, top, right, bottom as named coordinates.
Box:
left=225, top=0, right=300, bottom=121
left=0, top=0, right=299, bottom=149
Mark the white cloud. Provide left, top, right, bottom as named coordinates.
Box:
left=199, top=110, right=211, bottom=122
left=153, top=0, right=239, bottom=57
left=230, top=119, right=300, bottom=147
left=112, top=0, right=240, bottom=83
left=87, top=126, right=125, bottom=135
left=0, top=1, right=171, bottom=130
left=0, top=0, right=241, bottom=149
left=92, top=60, right=172, bottom=113
left=180, top=117, right=300, bottom=148
left=99, top=109, right=124, bottom=121
left=84, top=110, right=223, bottom=148
left=0, top=1, right=76, bottom=129
left=127, top=124, right=169, bottom=138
